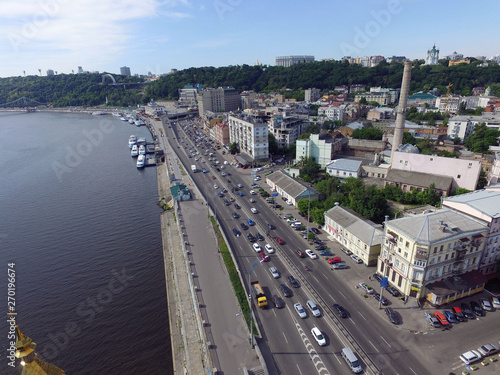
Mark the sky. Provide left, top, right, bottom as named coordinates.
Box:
left=0, top=0, right=499, bottom=78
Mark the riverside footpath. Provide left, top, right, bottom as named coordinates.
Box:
left=150, top=119, right=265, bottom=375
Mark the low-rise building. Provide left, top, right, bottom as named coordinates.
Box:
left=295, top=133, right=345, bottom=167
left=377, top=209, right=488, bottom=305
left=324, top=204, right=383, bottom=266
left=213, top=122, right=230, bottom=146
left=447, top=115, right=476, bottom=140
left=367, top=107, right=393, bottom=121
left=407, top=92, right=438, bottom=107
left=326, top=159, right=362, bottom=179
left=384, top=169, right=453, bottom=197
left=442, top=186, right=500, bottom=276
left=265, top=170, right=319, bottom=206
left=436, top=95, right=461, bottom=113
left=318, top=104, right=345, bottom=122
left=354, top=92, right=392, bottom=106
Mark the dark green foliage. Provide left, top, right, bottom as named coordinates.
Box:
left=402, top=131, right=417, bottom=145
left=229, top=142, right=239, bottom=154
left=464, top=123, right=500, bottom=153
left=453, top=187, right=472, bottom=196
left=477, top=170, right=487, bottom=189
left=299, top=157, right=321, bottom=181
left=268, top=132, right=279, bottom=154
left=304, top=123, right=320, bottom=134
left=0, top=73, right=145, bottom=107
left=351, top=127, right=384, bottom=140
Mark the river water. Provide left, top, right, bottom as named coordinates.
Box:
left=0, top=111, right=172, bottom=374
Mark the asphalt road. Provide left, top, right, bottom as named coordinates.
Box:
left=166, top=119, right=436, bottom=375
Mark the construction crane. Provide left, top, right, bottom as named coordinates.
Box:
left=442, top=82, right=453, bottom=112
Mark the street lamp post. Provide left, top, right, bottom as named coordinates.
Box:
left=248, top=259, right=263, bottom=349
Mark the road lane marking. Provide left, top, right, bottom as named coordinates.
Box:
left=409, top=367, right=417, bottom=375
left=357, top=311, right=367, bottom=320
left=381, top=336, right=391, bottom=347
left=282, top=331, right=289, bottom=344
left=338, top=290, right=346, bottom=299
left=368, top=340, right=379, bottom=352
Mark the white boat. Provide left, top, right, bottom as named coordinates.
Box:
left=112, top=112, right=122, bottom=117
left=128, top=135, right=137, bottom=148
left=120, top=117, right=127, bottom=121
left=92, top=111, right=105, bottom=115
left=138, top=145, right=146, bottom=155
left=137, top=137, right=146, bottom=144
left=136, top=154, right=145, bottom=168
left=128, top=118, right=135, bottom=124
left=131, top=144, right=138, bottom=156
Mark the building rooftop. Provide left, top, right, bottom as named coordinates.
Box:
left=425, top=270, right=487, bottom=297
left=385, top=169, right=453, bottom=192
left=325, top=205, right=383, bottom=246
left=386, top=208, right=488, bottom=245
left=326, top=158, right=362, bottom=172
left=267, top=170, right=314, bottom=199
left=443, top=188, right=500, bottom=218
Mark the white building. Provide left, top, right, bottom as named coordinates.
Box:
left=326, top=159, right=362, bottom=179
left=267, top=113, right=305, bottom=148
left=425, top=44, right=439, bottom=65
left=296, top=133, right=345, bottom=167
left=447, top=115, right=476, bottom=140
left=318, top=104, right=344, bottom=121
left=305, top=88, right=321, bottom=103
left=275, top=55, right=315, bottom=67
left=228, top=114, right=269, bottom=160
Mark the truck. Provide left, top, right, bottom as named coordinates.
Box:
left=191, top=165, right=197, bottom=173
left=250, top=281, right=268, bottom=308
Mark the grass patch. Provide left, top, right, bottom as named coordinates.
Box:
left=209, top=216, right=257, bottom=335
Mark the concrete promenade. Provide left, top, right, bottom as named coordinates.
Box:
left=151, top=119, right=264, bottom=375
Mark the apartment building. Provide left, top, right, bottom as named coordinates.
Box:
left=318, top=104, right=345, bottom=121
left=305, top=88, right=321, bottom=102
left=324, top=204, right=383, bottom=266
left=197, top=86, right=240, bottom=116
left=296, top=133, right=345, bottom=167
left=228, top=114, right=269, bottom=160
left=213, top=122, right=230, bottom=146
left=436, top=95, right=461, bottom=113
left=447, top=115, right=476, bottom=140
left=443, top=187, right=500, bottom=276
left=267, top=113, right=305, bottom=148
left=377, top=209, right=488, bottom=305
left=178, top=84, right=202, bottom=106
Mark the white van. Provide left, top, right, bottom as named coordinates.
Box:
left=341, top=347, right=362, bottom=373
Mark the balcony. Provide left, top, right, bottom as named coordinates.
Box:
left=415, top=250, right=428, bottom=260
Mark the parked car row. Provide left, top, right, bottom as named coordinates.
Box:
left=460, top=342, right=500, bottom=365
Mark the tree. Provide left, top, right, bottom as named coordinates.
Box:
left=304, top=123, right=320, bottom=134
left=359, top=97, right=368, bottom=105
left=229, top=142, right=239, bottom=154
left=417, top=137, right=435, bottom=154
left=299, top=157, right=321, bottom=180
left=452, top=136, right=461, bottom=145
left=477, top=169, right=487, bottom=189
left=464, top=123, right=500, bottom=153
left=268, top=132, right=279, bottom=154
left=402, top=131, right=417, bottom=145
left=351, top=127, right=384, bottom=140
left=453, top=187, right=472, bottom=196
left=298, top=133, right=311, bottom=140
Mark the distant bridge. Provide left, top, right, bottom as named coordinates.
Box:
left=0, top=96, right=48, bottom=108
left=101, top=74, right=148, bottom=87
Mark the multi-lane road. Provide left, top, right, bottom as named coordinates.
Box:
left=165, top=119, right=432, bottom=375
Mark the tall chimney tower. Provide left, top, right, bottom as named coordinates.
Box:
left=390, top=61, right=412, bottom=163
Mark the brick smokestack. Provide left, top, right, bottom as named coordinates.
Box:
left=390, top=61, right=412, bottom=163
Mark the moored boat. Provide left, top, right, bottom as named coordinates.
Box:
left=138, top=145, right=146, bottom=155
left=128, top=135, right=137, bottom=148
left=136, top=154, right=145, bottom=168
left=131, top=144, right=138, bottom=156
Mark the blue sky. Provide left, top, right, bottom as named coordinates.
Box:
left=0, top=0, right=499, bottom=78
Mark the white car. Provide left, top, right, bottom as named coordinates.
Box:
left=249, top=198, right=256, bottom=203
left=250, top=190, right=256, bottom=195
left=286, top=218, right=297, bottom=223
left=254, top=177, right=261, bottom=181
left=237, top=184, right=243, bottom=188
left=214, top=184, right=219, bottom=189
left=250, top=208, right=258, bottom=214
left=306, top=300, right=321, bottom=317
left=305, top=249, right=317, bottom=259
left=350, top=254, right=363, bottom=264
left=269, top=266, right=280, bottom=279
left=294, top=303, right=307, bottom=319
left=287, top=200, right=293, bottom=206
left=311, top=327, right=326, bottom=346
left=460, top=350, right=482, bottom=365
left=252, top=243, right=261, bottom=252
left=359, top=282, right=374, bottom=294
left=265, top=244, right=275, bottom=254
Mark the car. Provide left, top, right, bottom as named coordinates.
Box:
left=255, top=232, right=264, bottom=241
left=272, top=295, right=285, bottom=309
left=265, top=244, right=275, bottom=254
left=424, top=312, right=441, bottom=328
left=359, top=282, right=374, bottom=294
left=286, top=200, right=293, bottom=206
left=492, top=296, right=500, bottom=309
left=288, top=276, right=300, bottom=288
left=477, top=343, right=500, bottom=357
left=331, top=262, right=347, bottom=269
left=305, top=249, right=317, bottom=259
left=442, top=310, right=457, bottom=324
left=451, top=306, right=467, bottom=322
left=234, top=203, right=241, bottom=209
left=311, top=228, right=321, bottom=235
left=295, top=249, right=305, bottom=258
left=259, top=252, right=270, bottom=262
left=333, top=303, right=348, bottom=318
left=237, top=184, right=243, bottom=188
left=232, top=228, right=241, bottom=237
left=313, top=239, right=323, bottom=245
left=373, top=274, right=383, bottom=283
left=294, top=303, right=307, bottom=318
left=269, top=266, right=280, bottom=279
left=306, top=300, right=321, bottom=317
left=373, top=293, right=389, bottom=306
left=229, top=197, right=235, bottom=202
left=238, top=192, right=244, bottom=196
left=460, top=303, right=475, bottom=319
left=433, top=311, right=449, bottom=326
left=217, top=192, right=224, bottom=198
left=240, top=223, right=248, bottom=230
left=247, top=218, right=255, bottom=226
left=250, top=207, right=258, bottom=213
left=341, top=247, right=353, bottom=256
left=249, top=198, right=256, bottom=203
left=480, top=297, right=494, bottom=312
left=328, top=257, right=342, bottom=264
left=286, top=217, right=297, bottom=223
left=211, top=176, right=216, bottom=180
left=274, top=204, right=282, bottom=209
left=385, top=307, right=400, bottom=324
left=223, top=199, right=230, bottom=205
left=247, top=233, right=256, bottom=242
left=460, top=350, right=482, bottom=365
left=470, top=301, right=485, bottom=316
left=222, top=188, right=227, bottom=193
left=252, top=243, right=262, bottom=252
left=267, top=223, right=274, bottom=230
left=250, top=190, right=256, bottom=195
left=311, top=327, right=326, bottom=346
left=221, top=172, right=226, bottom=176
left=386, top=286, right=401, bottom=297
left=276, top=237, right=285, bottom=245
left=350, top=254, right=363, bottom=264
left=319, top=249, right=331, bottom=255
left=315, top=245, right=327, bottom=251
left=202, top=168, right=207, bottom=173
left=279, top=284, right=292, bottom=298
